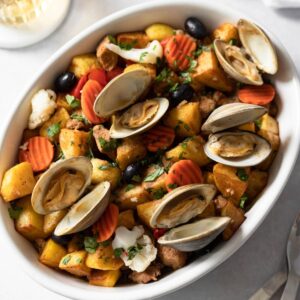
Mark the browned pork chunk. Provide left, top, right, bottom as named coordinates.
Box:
left=129, top=263, right=162, bottom=284
left=96, top=36, right=118, bottom=71
left=158, top=245, right=187, bottom=270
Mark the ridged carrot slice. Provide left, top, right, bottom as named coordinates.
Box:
left=88, top=68, right=108, bottom=86
left=238, top=84, right=276, bottom=105
left=143, top=125, right=175, bottom=152
left=70, top=74, right=88, bottom=99
left=93, top=203, right=119, bottom=242
left=19, top=136, right=54, bottom=172
left=106, top=67, right=123, bottom=82
left=81, top=79, right=106, bottom=124
left=160, top=37, right=171, bottom=48
left=164, top=34, right=196, bottom=71
left=165, top=159, right=203, bottom=191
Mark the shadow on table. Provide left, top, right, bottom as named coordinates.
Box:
left=272, top=8, right=300, bottom=20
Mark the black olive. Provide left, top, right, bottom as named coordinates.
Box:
left=51, top=233, right=72, bottom=246
left=184, top=17, right=208, bottom=39
left=123, top=162, right=142, bottom=183
left=170, top=84, right=194, bottom=105
left=55, top=71, right=77, bottom=93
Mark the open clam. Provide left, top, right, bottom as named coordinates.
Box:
left=150, top=184, right=217, bottom=229
left=94, top=69, right=152, bottom=118
left=110, top=97, right=169, bottom=139
left=158, top=217, right=231, bottom=252
left=31, top=157, right=92, bottom=215
left=214, top=39, right=263, bottom=85
left=201, top=103, right=267, bottom=133
left=54, top=181, right=111, bottom=236
left=237, top=19, right=278, bottom=75
left=204, top=131, right=272, bottom=167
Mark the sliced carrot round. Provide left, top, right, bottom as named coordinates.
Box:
left=238, top=84, right=276, bottom=105
left=164, top=34, right=196, bottom=71
left=19, top=136, right=54, bottom=172
left=81, top=79, right=106, bottom=124
left=165, top=159, right=203, bottom=192
left=93, top=203, right=119, bottom=242
left=143, top=125, right=175, bottom=152
left=70, top=74, right=88, bottom=99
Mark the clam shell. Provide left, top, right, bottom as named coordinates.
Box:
left=94, top=69, right=152, bottom=118
left=214, top=39, right=263, bottom=85
left=158, top=217, right=231, bottom=252
left=201, top=103, right=267, bottom=133
left=54, top=181, right=111, bottom=236
left=238, top=19, right=278, bottom=75
left=150, top=184, right=216, bottom=229
left=110, top=97, right=169, bottom=139
left=31, top=157, right=92, bottom=215
left=204, top=131, right=272, bottom=167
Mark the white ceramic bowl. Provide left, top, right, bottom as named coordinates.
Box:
left=1, top=1, right=300, bottom=299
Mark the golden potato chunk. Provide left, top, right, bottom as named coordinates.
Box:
left=246, top=170, right=268, bottom=200
left=145, top=23, right=174, bottom=41
left=91, top=158, right=121, bottom=190
left=213, top=163, right=249, bottom=206
left=237, top=122, right=255, bottom=132
left=118, top=209, right=136, bottom=229
left=192, top=50, right=234, bottom=92
left=86, top=244, right=123, bottom=270
left=114, top=185, right=151, bottom=210
left=15, top=196, right=47, bottom=240
left=163, top=102, right=201, bottom=137
left=69, top=54, right=101, bottom=77
left=165, top=136, right=210, bottom=167
left=40, top=107, right=70, bottom=142
left=43, top=209, right=67, bottom=236
left=59, top=250, right=91, bottom=277
left=40, top=239, right=67, bottom=268
left=124, top=63, right=156, bottom=80
left=116, top=136, right=147, bottom=170
left=137, top=199, right=163, bottom=228
left=59, top=129, right=89, bottom=159
left=117, top=32, right=149, bottom=48
left=1, top=162, right=36, bottom=202
left=89, top=269, right=121, bottom=287
left=212, top=23, right=239, bottom=42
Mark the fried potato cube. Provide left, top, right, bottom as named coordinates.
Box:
left=59, top=250, right=91, bottom=277
left=117, top=32, right=149, bottom=48
left=246, top=170, right=268, bottom=200
left=213, top=163, right=249, bottom=206
left=69, top=54, right=101, bottom=77
left=59, top=128, right=89, bottom=159
left=137, top=199, right=163, bottom=228
left=124, top=63, right=156, bottom=80
left=118, top=209, right=136, bottom=229
left=145, top=23, right=174, bottom=41
left=114, top=185, right=151, bottom=210
left=165, top=136, right=210, bottom=167
left=237, top=122, right=255, bottom=132
left=15, top=196, right=47, bottom=240
left=40, top=239, right=67, bottom=268
left=212, top=23, right=239, bottom=42
left=91, top=158, right=121, bottom=190
left=40, top=107, right=70, bottom=142
left=116, top=136, right=147, bottom=170
left=192, top=50, right=234, bottom=92
left=163, top=102, right=201, bottom=137
left=85, top=244, right=123, bottom=270
left=89, top=269, right=121, bottom=287
left=43, top=209, right=67, bottom=236
left=1, top=162, right=36, bottom=202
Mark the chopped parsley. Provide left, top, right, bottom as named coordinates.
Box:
left=180, top=71, right=192, bottom=84
left=167, top=183, right=178, bottom=190
left=70, top=113, right=89, bottom=125
left=98, top=162, right=118, bottom=170
left=76, top=258, right=83, bottom=264
left=169, top=82, right=179, bottom=92
left=62, top=255, right=71, bottom=265
left=178, top=152, right=185, bottom=159
left=186, top=59, right=197, bottom=73
left=254, top=119, right=262, bottom=129
left=8, top=206, right=22, bottom=220
left=236, top=169, right=249, bottom=181
left=66, top=94, right=80, bottom=109
left=152, top=188, right=166, bottom=199
left=132, top=175, right=142, bottom=183
left=240, top=194, right=249, bottom=209
left=152, top=44, right=157, bottom=51
left=99, top=240, right=110, bottom=247
left=47, top=123, right=61, bottom=138
left=139, top=51, right=148, bottom=62
left=125, top=184, right=135, bottom=192
left=155, top=67, right=171, bottom=82
left=127, top=244, right=143, bottom=260
left=143, top=166, right=164, bottom=182
left=118, top=40, right=137, bottom=50
left=84, top=236, right=98, bottom=254
left=107, top=34, right=117, bottom=44
left=183, top=123, right=191, bottom=131
left=114, top=248, right=124, bottom=258
left=98, top=137, right=120, bottom=152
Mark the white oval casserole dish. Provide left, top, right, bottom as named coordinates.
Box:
left=0, top=1, right=300, bottom=299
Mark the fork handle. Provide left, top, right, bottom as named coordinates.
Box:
left=280, top=273, right=299, bottom=300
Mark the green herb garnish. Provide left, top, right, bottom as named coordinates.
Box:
left=84, top=236, right=98, bottom=254
left=70, top=113, right=89, bottom=125
left=99, top=162, right=118, bottom=171
left=108, top=34, right=117, bottom=44
left=152, top=188, right=166, bottom=199
left=66, top=94, right=80, bottom=109
left=167, top=183, right=178, bottom=190
left=8, top=206, right=22, bottom=220
left=125, top=184, right=135, bottom=192
left=254, top=119, right=262, bottom=129
left=143, top=166, right=164, bottom=182
left=99, top=240, right=110, bottom=247
left=62, top=255, right=71, bottom=265
left=240, top=194, right=249, bottom=209
left=76, top=258, right=83, bottom=264
left=155, top=67, right=171, bottom=82
left=98, top=137, right=120, bottom=152
left=127, top=244, right=143, bottom=260
left=139, top=51, right=148, bottom=62
left=114, top=248, right=124, bottom=258
left=47, top=123, right=61, bottom=138
left=180, top=71, right=192, bottom=84
left=236, top=169, right=249, bottom=181
left=118, top=40, right=137, bottom=50
left=169, top=82, right=179, bottom=92
left=132, top=175, right=142, bottom=183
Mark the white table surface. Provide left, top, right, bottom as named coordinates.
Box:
left=1, top=0, right=300, bottom=299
